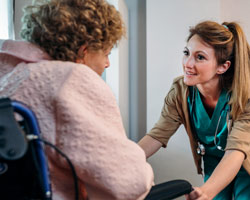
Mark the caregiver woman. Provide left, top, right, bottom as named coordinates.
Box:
left=139, top=21, right=250, bottom=200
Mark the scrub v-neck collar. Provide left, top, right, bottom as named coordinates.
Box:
left=196, top=88, right=228, bottom=124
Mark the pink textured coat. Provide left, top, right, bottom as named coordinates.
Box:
left=0, top=40, right=154, bottom=200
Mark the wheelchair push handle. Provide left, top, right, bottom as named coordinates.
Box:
left=145, top=179, right=193, bottom=200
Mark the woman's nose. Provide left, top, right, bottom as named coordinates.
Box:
left=105, top=58, right=110, bottom=68
left=183, top=56, right=195, bottom=68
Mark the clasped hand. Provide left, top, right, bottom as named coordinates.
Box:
left=185, top=187, right=211, bottom=200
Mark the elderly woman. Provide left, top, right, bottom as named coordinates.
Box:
left=0, top=0, right=154, bottom=199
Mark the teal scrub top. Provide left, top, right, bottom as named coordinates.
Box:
left=187, top=87, right=230, bottom=159
left=188, top=87, right=250, bottom=198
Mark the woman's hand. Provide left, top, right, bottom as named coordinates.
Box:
left=186, top=150, right=245, bottom=200
left=185, top=187, right=210, bottom=200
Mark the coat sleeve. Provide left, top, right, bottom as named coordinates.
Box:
left=225, top=101, right=250, bottom=175
left=147, top=82, right=182, bottom=147
left=53, top=65, right=154, bottom=200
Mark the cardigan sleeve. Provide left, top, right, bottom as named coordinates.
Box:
left=53, top=65, right=154, bottom=200
left=225, top=101, right=250, bottom=175
left=147, top=81, right=182, bottom=147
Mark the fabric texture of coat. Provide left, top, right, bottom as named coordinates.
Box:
left=0, top=39, right=154, bottom=200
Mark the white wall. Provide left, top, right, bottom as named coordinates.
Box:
left=106, top=0, right=129, bottom=135
left=0, top=0, right=14, bottom=39
left=146, top=1, right=250, bottom=199
left=220, top=0, right=250, bottom=42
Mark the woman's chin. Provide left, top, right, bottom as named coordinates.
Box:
left=183, top=78, right=195, bottom=86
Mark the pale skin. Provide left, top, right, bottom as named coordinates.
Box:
left=186, top=150, right=245, bottom=200
left=76, top=45, right=112, bottom=76
left=138, top=34, right=246, bottom=199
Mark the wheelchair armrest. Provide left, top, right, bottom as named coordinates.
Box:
left=145, top=179, right=192, bottom=200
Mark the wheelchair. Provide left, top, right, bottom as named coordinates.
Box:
left=0, top=97, right=192, bottom=200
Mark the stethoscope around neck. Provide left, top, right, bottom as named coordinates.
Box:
left=189, top=86, right=233, bottom=156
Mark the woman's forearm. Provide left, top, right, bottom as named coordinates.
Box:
left=138, top=135, right=162, bottom=158
left=200, top=150, right=245, bottom=199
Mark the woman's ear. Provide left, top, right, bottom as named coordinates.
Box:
left=76, top=45, right=87, bottom=64
left=217, top=60, right=231, bottom=74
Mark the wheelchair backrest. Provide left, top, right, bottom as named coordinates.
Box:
left=0, top=98, right=52, bottom=200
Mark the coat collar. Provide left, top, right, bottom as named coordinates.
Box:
left=0, top=39, right=51, bottom=62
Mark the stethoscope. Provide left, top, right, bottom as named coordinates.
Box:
left=189, top=86, right=233, bottom=156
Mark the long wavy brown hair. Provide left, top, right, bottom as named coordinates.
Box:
left=187, top=21, right=250, bottom=120
left=21, top=0, right=125, bottom=62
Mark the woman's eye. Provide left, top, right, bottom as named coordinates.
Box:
left=183, top=50, right=189, bottom=56
left=197, top=54, right=205, bottom=60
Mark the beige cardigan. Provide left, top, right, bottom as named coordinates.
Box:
left=0, top=40, right=154, bottom=200
left=148, top=76, right=250, bottom=175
